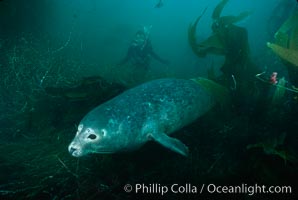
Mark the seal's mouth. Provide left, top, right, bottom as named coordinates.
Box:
left=68, top=144, right=83, bottom=157
left=70, top=149, right=82, bottom=157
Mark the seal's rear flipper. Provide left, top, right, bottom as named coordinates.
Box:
left=191, top=77, right=230, bottom=107
left=149, top=133, right=189, bottom=156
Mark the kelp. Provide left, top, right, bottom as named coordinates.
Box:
left=268, top=10, right=298, bottom=87
left=274, top=14, right=298, bottom=50
left=188, top=6, right=225, bottom=57
left=188, top=7, right=208, bottom=57
left=233, top=10, right=253, bottom=23
left=290, top=25, right=298, bottom=50
left=269, top=10, right=298, bottom=66
left=189, top=0, right=252, bottom=59
left=276, top=11, right=298, bottom=35
left=274, top=31, right=289, bottom=48
left=212, top=0, right=252, bottom=26
left=267, top=42, right=298, bottom=67
left=271, top=77, right=286, bottom=105
left=197, top=34, right=225, bottom=55
left=212, top=0, right=229, bottom=20
left=207, top=61, right=217, bottom=81
left=247, top=132, right=297, bottom=165
left=217, top=11, right=253, bottom=25
left=191, top=77, right=230, bottom=106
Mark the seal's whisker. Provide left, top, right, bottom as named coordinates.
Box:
left=56, top=156, right=78, bottom=178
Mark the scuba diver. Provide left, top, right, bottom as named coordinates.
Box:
left=118, top=26, right=169, bottom=70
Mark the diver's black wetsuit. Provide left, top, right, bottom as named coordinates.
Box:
left=119, top=31, right=168, bottom=69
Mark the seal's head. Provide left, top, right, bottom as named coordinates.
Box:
left=68, top=123, right=117, bottom=157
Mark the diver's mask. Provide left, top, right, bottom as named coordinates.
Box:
left=132, top=25, right=152, bottom=48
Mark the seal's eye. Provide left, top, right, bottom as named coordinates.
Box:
left=87, top=134, right=97, bottom=140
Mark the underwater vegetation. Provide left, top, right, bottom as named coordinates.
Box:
left=267, top=10, right=298, bottom=88
left=188, top=0, right=253, bottom=59
left=188, top=0, right=261, bottom=114
left=1, top=34, right=296, bottom=199
left=0, top=0, right=298, bottom=199
left=187, top=0, right=298, bottom=196
left=247, top=132, right=297, bottom=165
left=267, top=11, right=298, bottom=67
left=190, top=77, right=230, bottom=107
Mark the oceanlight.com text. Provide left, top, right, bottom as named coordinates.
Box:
left=123, top=183, right=292, bottom=196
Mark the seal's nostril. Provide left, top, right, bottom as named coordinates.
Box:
left=69, top=147, right=76, bottom=154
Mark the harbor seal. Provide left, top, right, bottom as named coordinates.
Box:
left=68, top=78, right=225, bottom=157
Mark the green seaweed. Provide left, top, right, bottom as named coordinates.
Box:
left=276, top=11, right=298, bottom=35
left=188, top=7, right=208, bottom=57
left=217, top=11, right=253, bottom=25
left=247, top=133, right=297, bottom=165
left=271, top=77, right=286, bottom=105
left=267, top=42, right=298, bottom=67
left=290, top=25, right=298, bottom=50
left=212, top=0, right=229, bottom=20
left=197, top=34, right=225, bottom=55
left=274, top=31, right=289, bottom=48
left=189, top=0, right=252, bottom=59
left=191, top=77, right=230, bottom=106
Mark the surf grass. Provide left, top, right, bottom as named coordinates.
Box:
left=0, top=129, right=119, bottom=199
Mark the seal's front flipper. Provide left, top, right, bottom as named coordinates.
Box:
left=149, top=133, right=189, bottom=156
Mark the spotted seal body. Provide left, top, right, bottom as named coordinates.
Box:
left=68, top=78, right=216, bottom=157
